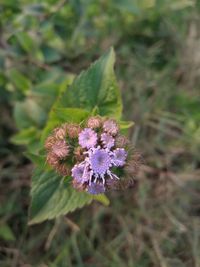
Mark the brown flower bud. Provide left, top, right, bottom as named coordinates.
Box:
left=106, top=176, right=135, bottom=191
left=124, top=151, right=142, bottom=177
left=72, top=180, right=86, bottom=192
left=87, top=116, right=102, bottom=129
left=103, top=119, right=119, bottom=136
left=106, top=177, right=119, bottom=190
left=74, top=146, right=85, bottom=162
left=53, top=126, right=67, bottom=140
left=46, top=152, right=59, bottom=167
left=115, top=135, right=129, bottom=148
left=45, top=135, right=56, bottom=150
left=51, top=140, right=70, bottom=158
left=56, top=163, right=71, bottom=176
left=66, top=123, right=81, bottom=138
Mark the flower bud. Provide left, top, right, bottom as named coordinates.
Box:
left=56, top=163, right=71, bottom=176
left=124, top=151, right=142, bottom=177
left=87, top=116, right=102, bottom=129
left=72, top=180, right=86, bottom=191
left=51, top=140, right=70, bottom=158
left=53, top=126, right=67, bottom=140
left=115, top=135, right=129, bottom=148
left=46, top=152, right=59, bottom=167
left=103, top=119, right=119, bottom=136
left=106, top=176, right=135, bottom=190
left=66, top=123, right=81, bottom=138
left=45, top=135, right=56, bottom=150
left=74, top=146, right=85, bottom=162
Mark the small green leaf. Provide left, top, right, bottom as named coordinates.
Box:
left=29, top=168, right=93, bottom=225
left=138, top=0, right=155, bottom=8
left=14, top=99, right=47, bottom=129
left=119, top=120, right=134, bottom=135
left=115, top=0, right=141, bottom=14
left=24, top=152, right=46, bottom=167
left=11, top=127, right=40, bottom=145
left=13, top=73, right=74, bottom=131
left=7, top=69, right=31, bottom=93
left=0, top=223, right=15, bottom=241
left=119, top=120, right=134, bottom=129
left=15, top=32, right=36, bottom=53
left=93, top=194, right=110, bottom=206
left=42, top=45, right=62, bottom=63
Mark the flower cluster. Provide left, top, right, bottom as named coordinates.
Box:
left=45, top=116, right=141, bottom=194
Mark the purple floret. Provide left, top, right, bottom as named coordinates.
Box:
left=112, top=148, right=127, bottom=166
left=87, top=182, right=105, bottom=194
left=71, top=164, right=89, bottom=183
left=101, top=133, right=115, bottom=149
left=78, top=128, right=97, bottom=149
left=90, top=148, right=111, bottom=176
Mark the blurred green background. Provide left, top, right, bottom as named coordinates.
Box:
left=1, top=0, right=200, bottom=266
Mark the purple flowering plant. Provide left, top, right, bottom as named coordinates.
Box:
left=45, top=117, right=140, bottom=197
left=12, top=48, right=141, bottom=224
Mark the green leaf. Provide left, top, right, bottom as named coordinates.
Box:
left=11, top=127, right=42, bottom=154
left=7, top=69, right=31, bottom=93
left=0, top=223, right=15, bottom=241
left=29, top=168, right=93, bottom=225
left=170, top=0, right=194, bottom=10
left=11, top=127, right=40, bottom=145
left=119, top=120, right=134, bottom=129
left=13, top=72, right=74, bottom=130
left=93, top=194, right=110, bottom=206
left=119, top=120, right=134, bottom=135
left=42, top=45, right=62, bottom=63
left=58, top=47, right=122, bottom=119
left=14, top=99, right=47, bottom=129
left=24, top=152, right=46, bottom=168
left=115, top=0, right=141, bottom=14
left=139, top=0, right=155, bottom=8
left=115, top=0, right=155, bottom=14
left=15, top=31, right=37, bottom=53
left=53, top=108, right=90, bottom=123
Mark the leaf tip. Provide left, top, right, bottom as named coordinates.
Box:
left=93, top=194, right=110, bottom=206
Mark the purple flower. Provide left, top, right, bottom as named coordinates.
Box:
left=112, top=148, right=127, bottom=166
left=71, top=164, right=89, bottom=183
left=90, top=148, right=111, bottom=176
left=78, top=128, right=97, bottom=149
left=87, top=182, right=105, bottom=194
left=101, top=133, right=114, bottom=149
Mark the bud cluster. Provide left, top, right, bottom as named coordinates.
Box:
left=45, top=125, right=70, bottom=176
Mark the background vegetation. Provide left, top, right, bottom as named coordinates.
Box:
left=1, top=0, right=200, bottom=266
